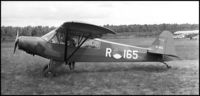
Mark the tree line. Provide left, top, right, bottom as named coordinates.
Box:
left=1, top=23, right=199, bottom=40
left=1, top=26, right=56, bottom=37
left=103, top=23, right=199, bottom=36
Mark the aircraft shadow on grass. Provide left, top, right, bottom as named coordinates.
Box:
left=26, top=63, right=170, bottom=78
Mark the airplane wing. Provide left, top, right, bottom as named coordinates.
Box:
left=56, top=21, right=116, bottom=39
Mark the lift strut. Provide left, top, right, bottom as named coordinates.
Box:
left=65, top=36, right=89, bottom=62
left=64, top=28, right=90, bottom=64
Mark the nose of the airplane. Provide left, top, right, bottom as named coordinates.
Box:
left=17, top=36, right=40, bottom=55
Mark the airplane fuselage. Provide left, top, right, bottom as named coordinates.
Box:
left=25, top=37, right=162, bottom=62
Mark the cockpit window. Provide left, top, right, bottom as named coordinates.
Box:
left=41, top=29, right=101, bottom=48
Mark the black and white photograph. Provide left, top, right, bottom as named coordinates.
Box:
left=1, top=1, right=199, bottom=95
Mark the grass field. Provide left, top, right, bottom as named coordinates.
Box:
left=1, top=38, right=199, bottom=95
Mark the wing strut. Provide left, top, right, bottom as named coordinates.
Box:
left=77, top=33, right=84, bottom=45
left=66, top=36, right=88, bottom=62
left=64, top=31, right=89, bottom=64
left=64, top=28, right=69, bottom=64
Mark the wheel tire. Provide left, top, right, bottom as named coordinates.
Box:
left=44, top=71, right=54, bottom=77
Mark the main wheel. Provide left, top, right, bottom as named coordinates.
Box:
left=43, top=71, right=56, bottom=77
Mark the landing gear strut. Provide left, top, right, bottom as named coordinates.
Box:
left=161, top=62, right=171, bottom=68
left=43, top=65, right=48, bottom=72
left=66, top=61, right=75, bottom=70
left=42, top=59, right=63, bottom=77
left=42, top=64, right=56, bottom=77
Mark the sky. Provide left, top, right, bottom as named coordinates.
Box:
left=1, top=1, right=199, bottom=27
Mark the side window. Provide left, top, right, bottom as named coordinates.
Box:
left=57, top=32, right=65, bottom=44
left=81, top=39, right=101, bottom=49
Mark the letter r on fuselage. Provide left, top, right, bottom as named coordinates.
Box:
left=105, top=48, right=112, bottom=57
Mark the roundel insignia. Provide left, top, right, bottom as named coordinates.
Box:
left=113, top=53, right=122, bottom=59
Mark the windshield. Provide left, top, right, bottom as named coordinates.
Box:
left=41, top=29, right=57, bottom=41
left=41, top=28, right=66, bottom=44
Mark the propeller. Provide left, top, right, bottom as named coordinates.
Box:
left=14, top=31, right=19, bottom=54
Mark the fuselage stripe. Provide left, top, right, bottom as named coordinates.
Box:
left=94, top=38, right=151, bottom=50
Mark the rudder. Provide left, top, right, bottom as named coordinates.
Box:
left=149, top=31, right=177, bottom=56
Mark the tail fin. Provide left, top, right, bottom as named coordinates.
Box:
left=149, top=31, right=177, bottom=56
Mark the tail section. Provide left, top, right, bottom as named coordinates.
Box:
left=149, top=31, right=177, bottom=57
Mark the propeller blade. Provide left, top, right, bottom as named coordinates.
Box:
left=15, top=31, right=19, bottom=42
left=13, top=31, right=19, bottom=54
left=14, top=39, right=19, bottom=54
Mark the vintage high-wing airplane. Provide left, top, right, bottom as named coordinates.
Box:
left=14, top=21, right=178, bottom=76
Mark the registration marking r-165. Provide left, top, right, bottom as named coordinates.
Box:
left=105, top=48, right=138, bottom=59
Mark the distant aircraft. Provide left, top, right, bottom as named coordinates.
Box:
left=173, top=30, right=199, bottom=40
left=14, top=21, right=179, bottom=76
